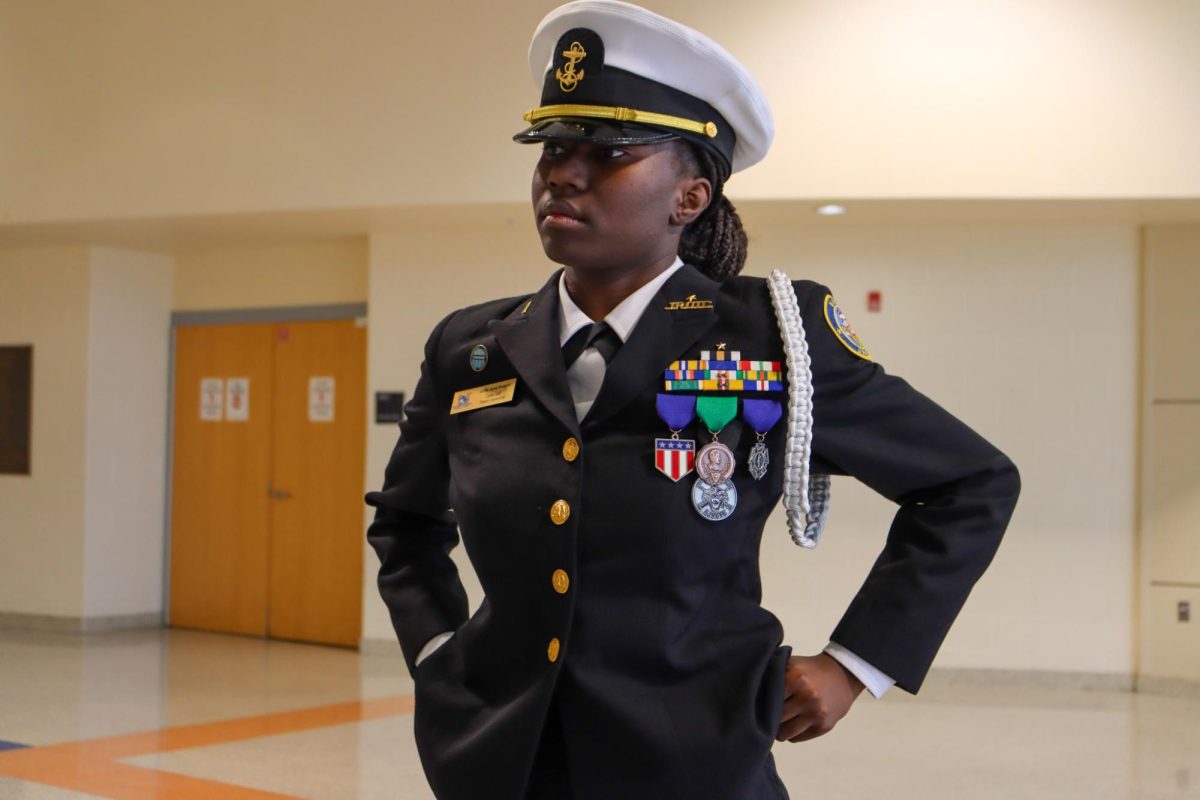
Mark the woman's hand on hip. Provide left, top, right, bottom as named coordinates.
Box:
left=776, top=652, right=865, bottom=743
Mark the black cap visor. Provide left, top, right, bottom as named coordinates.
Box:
left=513, top=118, right=678, bottom=147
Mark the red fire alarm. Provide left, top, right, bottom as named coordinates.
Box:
left=867, top=291, right=882, bottom=313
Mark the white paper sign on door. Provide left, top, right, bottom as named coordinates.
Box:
left=226, top=377, right=250, bottom=422
left=308, top=376, right=335, bottom=422
left=200, top=378, right=224, bottom=421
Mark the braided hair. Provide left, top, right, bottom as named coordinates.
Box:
left=676, top=143, right=748, bottom=282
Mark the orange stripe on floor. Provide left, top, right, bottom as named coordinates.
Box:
left=0, top=694, right=414, bottom=799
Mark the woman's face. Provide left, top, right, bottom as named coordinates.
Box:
left=531, top=139, right=707, bottom=274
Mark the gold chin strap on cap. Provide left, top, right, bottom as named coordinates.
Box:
left=524, top=103, right=718, bottom=139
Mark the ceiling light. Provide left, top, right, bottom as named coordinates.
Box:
left=815, top=204, right=847, bottom=216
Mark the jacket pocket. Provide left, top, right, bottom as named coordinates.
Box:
left=413, top=631, right=456, bottom=682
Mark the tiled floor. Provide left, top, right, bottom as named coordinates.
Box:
left=0, top=628, right=1197, bottom=799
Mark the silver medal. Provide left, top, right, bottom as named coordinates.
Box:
left=691, top=478, right=738, bottom=521
left=748, top=435, right=769, bottom=480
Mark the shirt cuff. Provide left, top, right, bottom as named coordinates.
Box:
left=415, top=631, right=455, bottom=666
left=823, top=641, right=895, bottom=699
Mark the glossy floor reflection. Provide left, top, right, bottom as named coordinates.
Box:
left=0, top=628, right=1196, bottom=799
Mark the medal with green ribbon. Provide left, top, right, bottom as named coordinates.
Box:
left=692, top=396, right=739, bottom=521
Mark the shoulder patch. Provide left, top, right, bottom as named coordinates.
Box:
left=822, top=294, right=872, bottom=361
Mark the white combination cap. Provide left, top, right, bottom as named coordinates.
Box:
left=513, top=0, right=775, bottom=175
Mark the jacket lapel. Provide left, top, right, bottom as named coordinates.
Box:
left=488, top=270, right=581, bottom=436
left=583, top=264, right=720, bottom=430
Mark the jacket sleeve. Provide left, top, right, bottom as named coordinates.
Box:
left=365, top=311, right=470, bottom=674
left=798, top=282, right=1021, bottom=693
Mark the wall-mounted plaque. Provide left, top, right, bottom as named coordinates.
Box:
left=0, top=345, right=32, bottom=475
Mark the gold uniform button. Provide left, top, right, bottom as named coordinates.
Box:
left=550, top=499, right=571, bottom=525
left=547, top=637, right=561, bottom=663
left=552, top=569, right=570, bottom=594
left=562, top=437, right=580, bottom=462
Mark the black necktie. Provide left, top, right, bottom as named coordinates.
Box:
left=562, top=321, right=621, bottom=369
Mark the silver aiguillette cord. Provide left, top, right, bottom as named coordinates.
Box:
left=767, top=270, right=831, bottom=548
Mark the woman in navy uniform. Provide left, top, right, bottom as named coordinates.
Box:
left=366, top=2, right=1020, bottom=798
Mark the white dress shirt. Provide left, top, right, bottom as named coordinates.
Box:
left=558, top=258, right=685, bottom=421
left=416, top=260, right=894, bottom=699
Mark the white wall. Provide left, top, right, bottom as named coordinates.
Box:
left=82, top=247, right=174, bottom=618
left=3, top=0, right=1198, bottom=226
left=364, top=216, right=1139, bottom=678
left=0, top=246, right=91, bottom=618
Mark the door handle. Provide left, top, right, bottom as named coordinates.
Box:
left=267, top=481, right=293, bottom=500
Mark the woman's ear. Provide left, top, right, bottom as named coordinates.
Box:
left=671, top=177, right=712, bottom=226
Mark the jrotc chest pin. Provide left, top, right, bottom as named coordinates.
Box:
left=469, top=344, right=488, bottom=372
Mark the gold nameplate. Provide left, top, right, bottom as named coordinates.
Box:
left=665, top=294, right=715, bottom=311
left=450, top=378, right=517, bottom=415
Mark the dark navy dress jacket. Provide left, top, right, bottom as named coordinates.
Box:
left=366, top=264, right=1020, bottom=800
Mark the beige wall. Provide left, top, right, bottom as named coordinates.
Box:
left=746, top=221, right=1138, bottom=675
left=3, top=0, right=1199, bottom=226
left=0, top=235, right=364, bottom=623
left=0, top=245, right=174, bottom=623
left=1140, top=224, right=1200, bottom=681
left=0, top=246, right=92, bottom=618
left=173, top=239, right=367, bottom=310
left=0, top=220, right=1149, bottom=677
left=364, top=217, right=1139, bottom=677
left=83, top=247, right=174, bottom=617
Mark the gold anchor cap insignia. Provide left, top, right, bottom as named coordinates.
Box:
left=556, top=41, right=587, bottom=92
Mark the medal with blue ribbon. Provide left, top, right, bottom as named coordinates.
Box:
left=655, top=393, right=696, bottom=482
left=692, top=395, right=739, bottom=521
left=742, top=398, right=783, bottom=480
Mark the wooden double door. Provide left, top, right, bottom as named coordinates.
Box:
left=169, top=318, right=365, bottom=647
